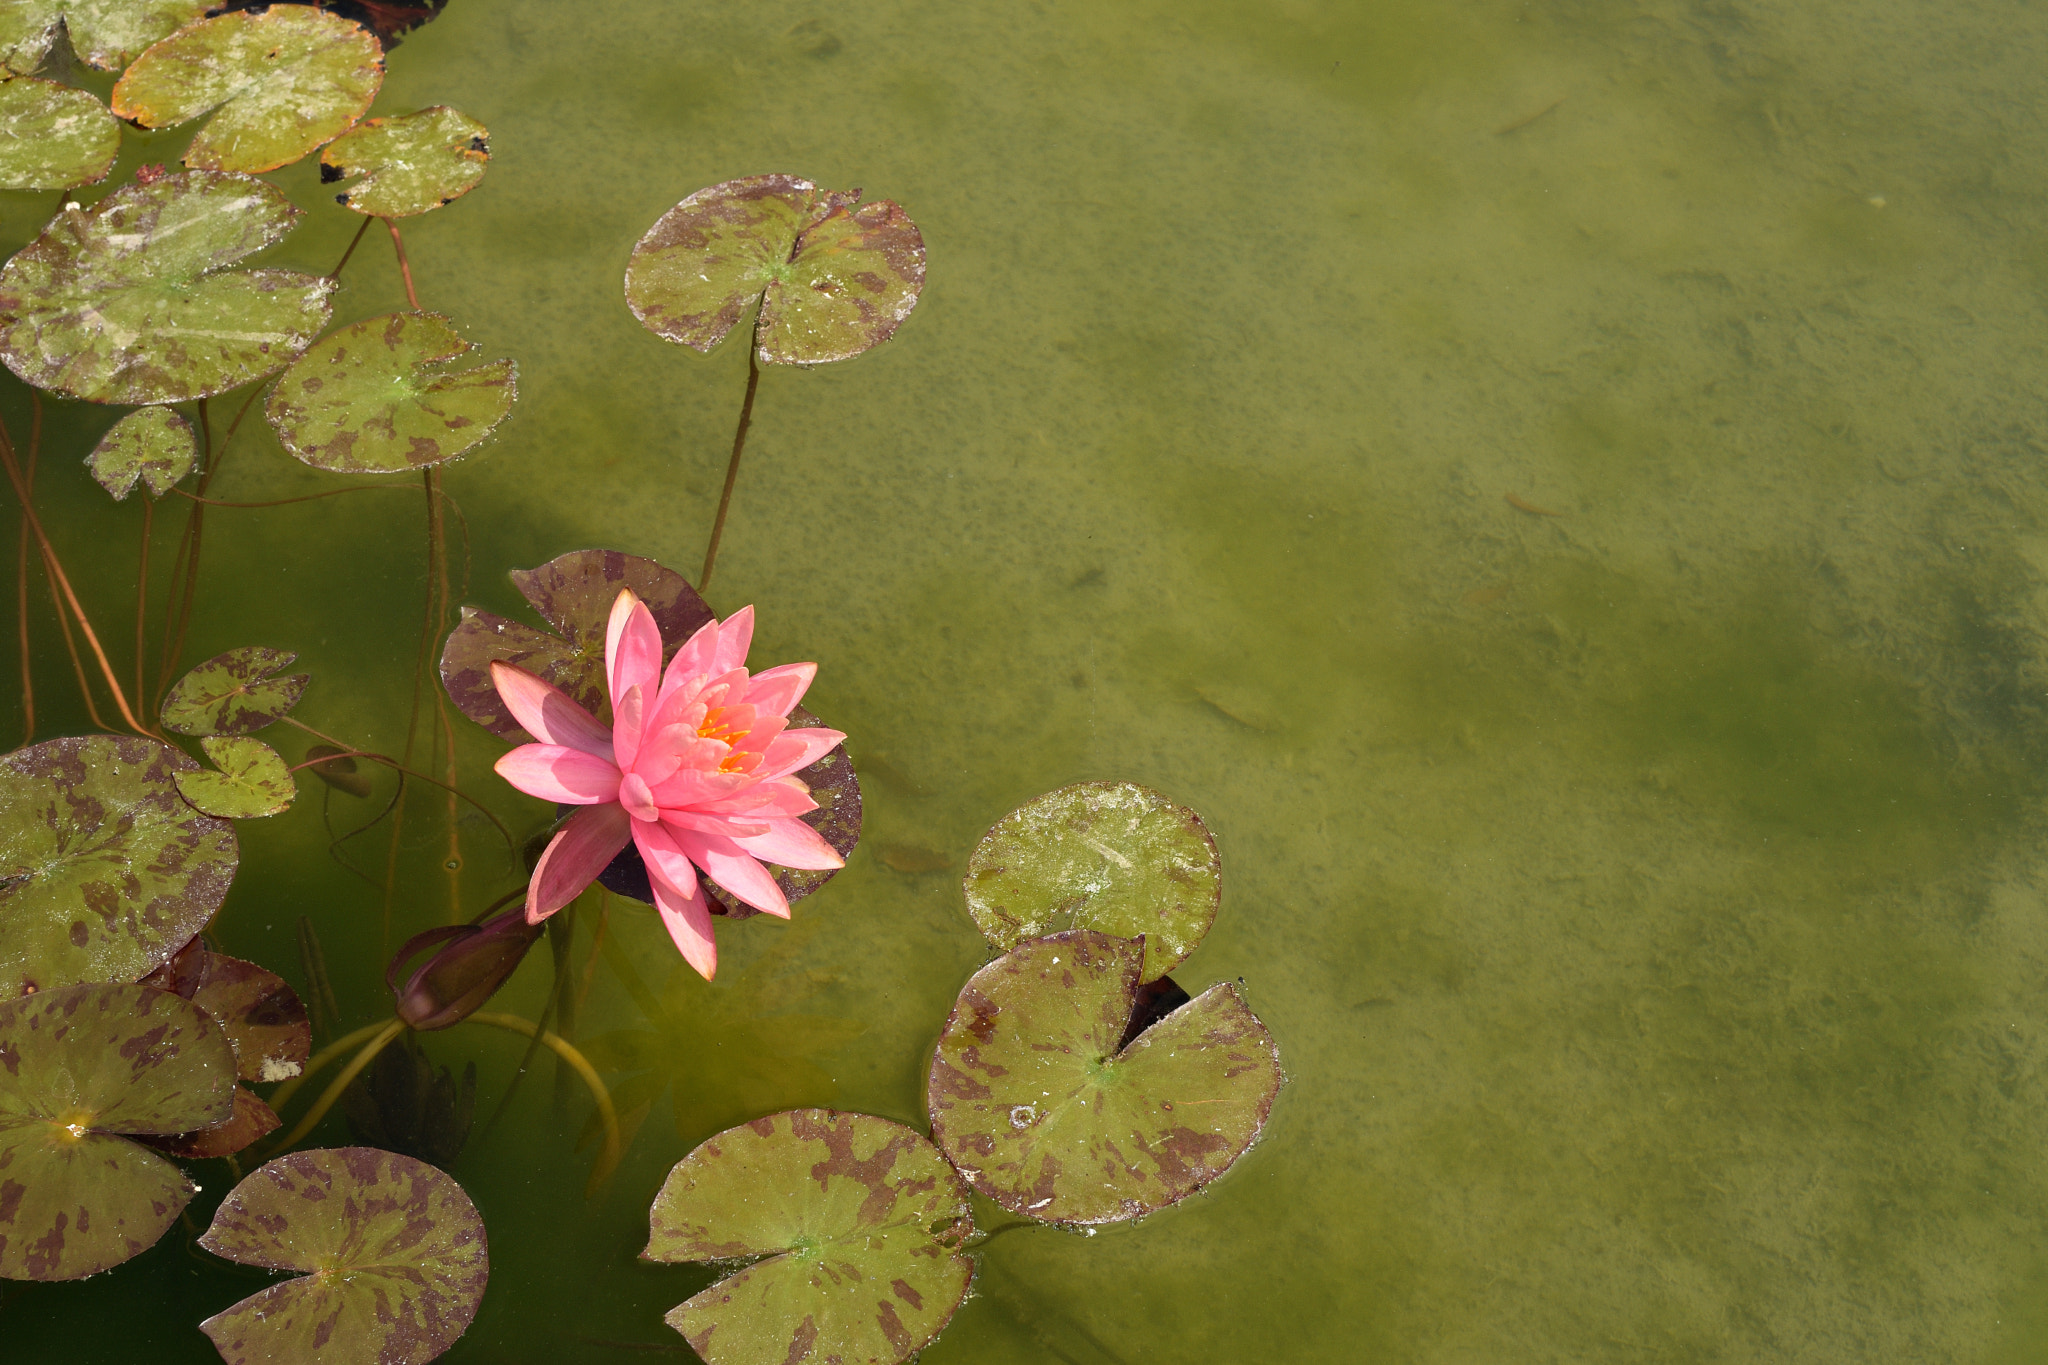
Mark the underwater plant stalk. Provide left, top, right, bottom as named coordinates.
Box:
left=699, top=322, right=762, bottom=592
left=465, top=1010, right=621, bottom=1195
left=155, top=383, right=263, bottom=703
left=267, top=1016, right=407, bottom=1152
left=329, top=215, right=373, bottom=280
left=265, top=1018, right=397, bottom=1115
left=386, top=219, right=422, bottom=311
left=133, top=497, right=150, bottom=717
left=425, top=467, right=462, bottom=922
left=171, top=482, right=413, bottom=509
left=13, top=412, right=34, bottom=743
left=277, top=718, right=517, bottom=850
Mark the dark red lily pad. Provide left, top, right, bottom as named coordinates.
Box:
left=142, top=940, right=310, bottom=1084
left=0, top=983, right=237, bottom=1280
left=926, top=931, right=1281, bottom=1226
left=142, top=1083, right=280, bottom=1159
left=0, top=736, right=238, bottom=995
left=200, top=1147, right=490, bottom=1365
left=645, top=1110, right=974, bottom=1365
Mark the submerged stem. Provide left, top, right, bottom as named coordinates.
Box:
left=133, top=497, right=151, bottom=718
left=465, top=1010, right=622, bottom=1196
left=330, top=215, right=373, bottom=280
left=699, top=324, right=762, bottom=593
left=267, top=1017, right=406, bottom=1152
left=278, top=716, right=517, bottom=851
left=13, top=412, right=34, bottom=744
left=386, top=218, right=422, bottom=311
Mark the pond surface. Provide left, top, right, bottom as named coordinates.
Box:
left=10, top=0, right=2048, bottom=1359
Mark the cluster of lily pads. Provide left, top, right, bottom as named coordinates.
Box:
left=0, top=5, right=1281, bottom=1364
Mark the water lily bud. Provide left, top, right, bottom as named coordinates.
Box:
left=388, top=907, right=544, bottom=1031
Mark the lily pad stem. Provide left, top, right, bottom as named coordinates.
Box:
left=386, top=218, right=422, bottom=311
left=465, top=1011, right=622, bottom=1196
left=329, top=215, right=374, bottom=280
left=279, top=714, right=517, bottom=851
left=699, top=320, right=761, bottom=592
left=267, top=1016, right=406, bottom=1152
left=14, top=400, right=35, bottom=744
left=155, top=383, right=265, bottom=704
left=133, top=496, right=151, bottom=721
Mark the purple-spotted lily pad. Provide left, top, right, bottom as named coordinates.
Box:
left=0, top=77, right=118, bottom=190
left=199, top=1147, right=489, bottom=1365
left=138, top=942, right=306, bottom=1157
left=645, top=1110, right=974, bottom=1365
left=0, top=736, right=238, bottom=995
left=625, top=175, right=925, bottom=366
left=112, top=6, right=384, bottom=174
left=0, top=171, right=333, bottom=404
left=320, top=106, right=489, bottom=218
left=964, top=782, right=1221, bottom=983
left=0, top=0, right=211, bottom=74
left=161, top=645, right=309, bottom=736
left=0, top=983, right=237, bottom=1280
left=927, top=931, right=1280, bottom=1226
left=176, top=736, right=296, bottom=819
left=86, top=405, right=196, bottom=500
left=265, top=311, right=516, bottom=474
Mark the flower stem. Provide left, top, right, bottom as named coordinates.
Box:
left=266, top=1017, right=406, bottom=1152
left=699, top=321, right=762, bottom=593
left=386, top=218, right=422, bottom=311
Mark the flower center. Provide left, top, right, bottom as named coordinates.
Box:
left=618, top=772, right=659, bottom=822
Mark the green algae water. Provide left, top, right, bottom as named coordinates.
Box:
left=10, top=0, right=2048, bottom=1358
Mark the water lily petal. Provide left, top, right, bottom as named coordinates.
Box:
left=606, top=591, right=663, bottom=710
left=743, top=661, right=814, bottom=718
left=489, top=662, right=613, bottom=758
left=648, top=764, right=751, bottom=809
left=732, top=816, right=846, bottom=871
left=709, top=604, right=754, bottom=675
left=613, top=683, right=646, bottom=773
left=756, top=727, right=847, bottom=781
left=657, top=614, right=722, bottom=706
left=494, top=744, right=622, bottom=805
left=527, top=803, right=632, bottom=922
left=696, top=777, right=817, bottom=818
left=659, top=808, right=772, bottom=839
left=669, top=826, right=791, bottom=919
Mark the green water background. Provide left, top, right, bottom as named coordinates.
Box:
left=9, top=0, right=2048, bottom=1358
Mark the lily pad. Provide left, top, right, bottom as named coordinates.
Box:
left=964, top=782, right=1221, bottom=982
left=265, top=311, right=517, bottom=474
left=199, top=1147, right=490, bottom=1365
left=143, top=939, right=310, bottom=1084
left=176, top=736, right=295, bottom=819
left=0, top=76, right=117, bottom=189
left=161, top=645, right=309, bottom=735
left=143, top=1082, right=280, bottom=1159
left=645, top=1110, right=974, bottom=1365
left=0, top=170, right=333, bottom=404
left=0, top=982, right=237, bottom=1280
left=926, top=931, right=1280, bottom=1226
left=85, top=404, right=195, bottom=500
left=111, top=6, right=384, bottom=174
left=624, top=174, right=925, bottom=366
left=0, top=0, right=210, bottom=74
left=0, top=736, right=238, bottom=996
left=320, top=105, right=488, bottom=218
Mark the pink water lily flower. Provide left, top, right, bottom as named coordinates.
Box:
left=489, top=590, right=846, bottom=980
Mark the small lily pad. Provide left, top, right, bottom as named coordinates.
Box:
left=0, top=170, right=333, bottom=404
left=143, top=939, right=310, bottom=1084
left=176, top=736, right=295, bottom=819
left=265, top=311, right=516, bottom=474
left=0, top=983, right=237, bottom=1280
left=0, top=0, right=210, bottom=74
left=926, top=931, right=1280, bottom=1226
left=0, top=736, right=238, bottom=995
left=86, top=405, right=195, bottom=500
left=320, top=105, right=488, bottom=218
left=200, top=1147, right=490, bottom=1365
left=964, top=782, right=1221, bottom=982
left=0, top=76, right=117, bottom=189
left=645, top=1110, right=974, bottom=1365
left=625, top=174, right=925, bottom=366
left=111, top=6, right=384, bottom=174
left=161, top=645, right=309, bottom=735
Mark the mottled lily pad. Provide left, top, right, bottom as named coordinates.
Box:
left=200, top=1147, right=489, bottom=1365
left=265, top=311, right=516, bottom=474
left=0, top=76, right=117, bottom=189
left=964, top=782, right=1221, bottom=982
left=0, top=736, right=238, bottom=995
left=0, top=170, right=333, bottom=404
left=927, top=931, right=1280, bottom=1226
left=0, top=983, right=237, bottom=1280
left=176, top=736, right=295, bottom=819
left=86, top=404, right=195, bottom=500
left=625, top=174, right=925, bottom=366
left=143, top=1082, right=279, bottom=1159
left=320, top=105, right=488, bottom=217
left=161, top=645, right=309, bottom=736
left=111, top=6, right=384, bottom=174
left=645, top=1110, right=974, bottom=1365
left=0, top=0, right=210, bottom=74
left=142, top=938, right=310, bottom=1083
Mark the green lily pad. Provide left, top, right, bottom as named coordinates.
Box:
left=0, top=982, right=237, bottom=1280
left=199, top=1147, right=490, bottom=1365
left=0, top=0, right=210, bottom=74
left=926, top=930, right=1280, bottom=1226
left=111, top=6, right=384, bottom=174
left=964, top=782, right=1221, bottom=982
left=85, top=404, right=195, bottom=500
left=264, top=311, right=517, bottom=474
left=0, top=170, right=333, bottom=404
left=176, top=736, right=295, bottom=819
left=0, top=76, right=117, bottom=189
left=142, top=939, right=310, bottom=1083
left=0, top=736, right=238, bottom=996
left=320, top=105, right=488, bottom=218
left=625, top=174, right=925, bottom=366
left=161, top=645, right=309, bottom=735
left=645, top=1110, right=974, bottom=1365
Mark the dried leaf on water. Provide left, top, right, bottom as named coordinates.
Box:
left=321, top=105, right=488, bottom=218
left=85, top=404, right=194, bottom=500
